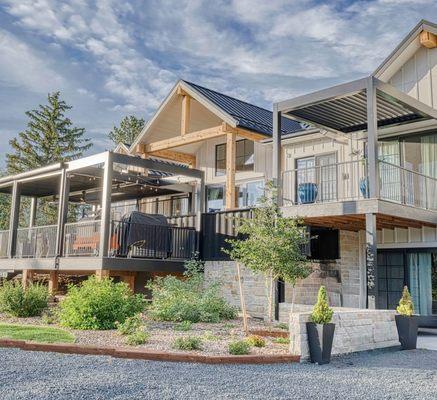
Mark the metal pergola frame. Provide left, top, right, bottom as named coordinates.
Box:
left=0, top=151, right=205, bottom=262
left=272, top=75, right=437, bottom=309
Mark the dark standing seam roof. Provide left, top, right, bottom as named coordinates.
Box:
left=182, top=81, right=303, bottom=136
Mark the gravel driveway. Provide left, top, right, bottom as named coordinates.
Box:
left=0, top=347, right=436, bottom=400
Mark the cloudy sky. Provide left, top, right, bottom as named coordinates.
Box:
left=0, top=0, right=435, bottom=166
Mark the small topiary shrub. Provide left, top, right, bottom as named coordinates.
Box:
left=174, top=321, right=192, bottom=332
left=310, top=286, right=333, bottom=325
left=273, top=337, right=290, bottom=345
left=59, top=277, right=144, bottom=330
left=228, top=340, right=251, bottom=355
left=147, top=256, right=237, bottom=323
left=246, top=334, right=266, bottom=348
left=126, top=329, right=150, bottom=346
left=0, top=281, right=49, bottom=317
left=173, top=336, right=202, bottom=351
left=117, top=314, right=143, bottom=335
left=397, top=286, right=414, bottom=316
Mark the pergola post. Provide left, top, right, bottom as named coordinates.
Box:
left=29, top=196, right=37, bottom=228
left=195, top=175, right=205, bottom=231
left=272, top=106, right=282, bottom=206
left=55, top=168, right=70, bottom=257
left=7, top=180, right=21, bottom=258
left=365, top=213, right=378, bottom=309
left=366, top=77, right=379, bottom=199
left=225, top=131, right=236, bottom=210
left=99, top=152, right=113, bottom=257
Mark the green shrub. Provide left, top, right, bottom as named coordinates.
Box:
left=228, top=340, right=251, bottom=355
left=310, top=286, right=333, bottom=324
left=174, top=321, right=192, bottom=332
left=275, top=322, right=288, bottom=331
left=273, top=337, right=290, bottom=345
left=59, top=277, right=144, bottom=330
left=397, top=286, right=414, bottom=316
left=0, top=281, right=49, bottom=317
left=173, top=336, right=202, bottom=351
left=246, top=334, right=266, bottom=348
left=117, top=314, right=143, bottom=335
left=126, top=329, right=150, bottom=346
left=147, top=257, right=237, bottom=323
left=202, top=331, right=219, bottom=341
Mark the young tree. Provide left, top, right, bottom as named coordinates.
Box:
left=7, top=91, right=91, bottom=174
left=6, top=92, right=91, bottom=225
left=108, top=115, right=145, bottom=146
left=224, top=182, right=311, bottom=331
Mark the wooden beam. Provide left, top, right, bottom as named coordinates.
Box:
left=146, top=149, right=196, bottom=167
left=181, top=95, right=190, bottom=136
left=225, top=131, right=236, bottom=210
left=95, top=269, right=110, bottom=281
left=420, top=30, right=437, bottom=49
left=221, top=123, right=267, bottom=142
left=48, top=270, right=59, bottom=295
left=144, top=125, right=225, bottom=152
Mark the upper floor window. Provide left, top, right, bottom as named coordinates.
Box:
left=215, top=139, right=254, bottom=176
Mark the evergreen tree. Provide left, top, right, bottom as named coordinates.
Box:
left=108, top=115, right=145, bottom=147
left=7, top=91, right=91, bottom=173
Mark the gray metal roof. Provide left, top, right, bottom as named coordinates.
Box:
left=183, top=80, right=303, bottom=136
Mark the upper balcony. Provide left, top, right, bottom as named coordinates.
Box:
left=273, top=76, right=437, bottom=230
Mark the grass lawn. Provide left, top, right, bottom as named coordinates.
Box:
left=0, top=324, right=75, bottom=344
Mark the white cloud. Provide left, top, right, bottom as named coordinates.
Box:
left=0, top=29, right=64, bottom=93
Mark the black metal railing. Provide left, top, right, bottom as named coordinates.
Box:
left=110, top=220, right=198, bottom=260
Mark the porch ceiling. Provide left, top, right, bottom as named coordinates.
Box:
left=305, top=213, right=437, bottom=232
left=278, top=77, right=437, bottom=134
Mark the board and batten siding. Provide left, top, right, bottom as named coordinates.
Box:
left=389, top=46, right=437, bottom=109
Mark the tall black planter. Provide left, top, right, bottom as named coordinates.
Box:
left=306, top=322, right=335, bottom=364
left=395, top=315, right=418, bottom=350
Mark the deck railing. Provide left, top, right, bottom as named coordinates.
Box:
left=110, top=220, right=198, bottom=259
left=282, top=160, right=437, bottom=212
left=0, top=230, right=9, bottom=259
left=15, top=225, right=57, bottom=258
left=64, top=220, right=101, bottom=257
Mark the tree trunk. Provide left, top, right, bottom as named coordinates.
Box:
left=266, top=270, right=274, bottom=330
left=236, top=262, right=249, bottom=336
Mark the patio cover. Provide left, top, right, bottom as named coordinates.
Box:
left=276, top=76, right=437, bottom=134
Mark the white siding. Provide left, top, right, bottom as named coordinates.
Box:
left=389, top=47, right=437, bottom=109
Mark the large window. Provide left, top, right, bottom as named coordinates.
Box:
left=206, top=185, right=224, bottom=212
left=215, top=139, right=254, bottom=176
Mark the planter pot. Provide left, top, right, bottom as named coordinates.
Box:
left=298, top=183, right=318, bottom=204
left=359, top=177, right=369, bottom=198
left=395, top=315, right=418, bottom=350
left=306, top=322, right=335, bottom=364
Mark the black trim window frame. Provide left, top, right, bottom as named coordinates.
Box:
left=215, top=139, right=255, bottom=177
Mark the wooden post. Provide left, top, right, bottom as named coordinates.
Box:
left=22, top=270, right=34, bottom=290
left=181, top=95, right=190, bottom=136
left=225, top=131, right=236, bottom=209
left=95, top=269, right=110, bottom=281
left=121, top=272, right=136, bottom=292
left=48, top=270, right=59, bottom=295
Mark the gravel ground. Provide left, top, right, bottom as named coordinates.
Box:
left=0, top=347, right=436, bottom=400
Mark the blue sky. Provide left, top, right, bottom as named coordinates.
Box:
left=0, top=1, right=436, bottom=167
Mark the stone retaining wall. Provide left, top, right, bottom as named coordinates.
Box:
left=280, top=304, right=399, bottom=359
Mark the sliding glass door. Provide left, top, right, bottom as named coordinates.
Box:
left=377, top=249, right=437, bottom=316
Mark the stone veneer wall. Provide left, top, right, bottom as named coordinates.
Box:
left=281, top=304, right=399, bottom=359
left=204, top=260, right=267, bottom=318
left=204, top=230, right=363, bottom=318
left=283, top=230, right=362, bottom=308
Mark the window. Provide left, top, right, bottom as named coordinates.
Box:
left=238, top=180, right=265, bottom=208
left=215, top=139, right=254, bottom=176
left=206, top=185, right=224, bottom=212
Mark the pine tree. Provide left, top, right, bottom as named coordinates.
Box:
left=397, top=286, right=414, bottom=316
left=310, top=286, right=334, bottom=324
left=108, top=115, right=145, bottom=147
left=7, top=91, right=91, bottom=173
